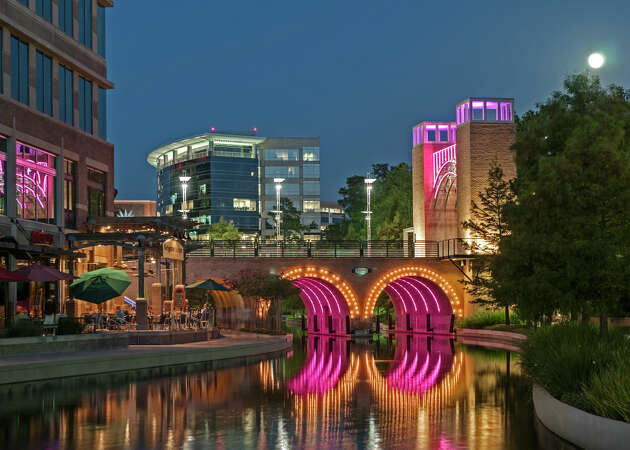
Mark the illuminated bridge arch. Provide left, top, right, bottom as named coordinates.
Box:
left=283, top=267, right=359, bottom=335
left=364, top=266, right=462, bottom=334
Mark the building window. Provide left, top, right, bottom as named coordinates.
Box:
left=426, top=129, right=436, bottom=142
left=58, top=0, right=73, bottom=36
left=439, top=129, right=449, bottom=142
left=35, top=0, right=52, bottom=22
left=64, top=159, right=75, bottom=228
left=485, top=101, right=498, bottom=120
left=303, top=200, right=320, bottom=212
left=263, top=149, right=299, bottom=161
left=303, top=147, right=320, bottom=161
left=472, top=101, right=484, bottom=120
left=58, top=65, right=74, bottom=125
left=97, top=6, right=106, bottom=57
left=98, top=87, right=107, bottom=139
left=264, top=166, right=299, bottom=178
left=36, top=51, right=52, bottom=116
left=78, top=0, right=92, bottom=49
left=303, top=181, right=320, bottom=196
left=303, top=164, right=320, bottom=178
left=78, top=76, right=93, bottom=134
left=233, top=198, right=256, bottom=211
left=87, top=167, right=106, bottom=217
left=15, top=143, right=56, bottom=223
left=10, top=36, right=29, bottom=105
left=265, top=182, right=299, bottom=196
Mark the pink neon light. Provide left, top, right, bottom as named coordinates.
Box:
left=294, top=280, right=325, bottom=314
left=425, top=124, right=437, bottom=129
left=287, top=338, right=350, bottom=395
left=437, top=124, right=449, bottom=129
left=293, top=280, right=317, bottom=314
left=472, top=101, right=484, bottom=108
left=308, top=278, right=344, bottom=314
left=405, top=277, right=441, bottom=313
left=391, top=279, right=420, bottom=313
left=301, top=278, right=336, bottom=316
left=397, top=278, right=430, bottom=312
left=385, top=283, right=408, bottom=314
left=433, top=170, right=456, bottom=199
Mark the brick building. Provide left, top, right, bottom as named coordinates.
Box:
left=411, top=98, right=516, bottom=247
left=0, top=0, right=115, bottom=325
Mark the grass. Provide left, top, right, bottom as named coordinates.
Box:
left=521, top=322, right=630, bottom=422
left=456, top=310, right=522, bottom=329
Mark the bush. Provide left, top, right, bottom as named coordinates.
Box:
left=7, top=320, right=42, bottom=337
left=57, top=318, right=85, bottom=335
left=522, top=322, right=630, bottom=422
left=457, top=310, right=522, bottom=329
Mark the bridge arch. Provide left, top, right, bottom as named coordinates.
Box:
left=364, top=266, right=462, bottom=333
left=283, top=266, right=359, bottom=335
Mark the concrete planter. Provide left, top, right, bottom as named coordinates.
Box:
left=533, top=384, right=630, bottom=450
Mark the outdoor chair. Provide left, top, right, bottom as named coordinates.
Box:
left=42, top=315, right=57, bottom=336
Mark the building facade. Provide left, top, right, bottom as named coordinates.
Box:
left=114, top=199, right=156, bottom=217
left=319, top=201, right=345, bottom=232
left=0, top=0, right=115, bottom=325
left=147, top=132, right=321, bottom=239
left=412, top=97, right=516, bottom=245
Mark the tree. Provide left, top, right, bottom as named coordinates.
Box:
left=227, top=269, right=300, bottom=331
left=461, top=158, right=515, bottom=325
left=208, top=217, right=242, bottom=240
left=493, top=73, right=630, bottom=337
left=280, top=198, right=308, bottom=240
left=372, top=163, right=412, bottom=240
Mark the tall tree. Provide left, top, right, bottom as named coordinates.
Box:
left=493, top=73, right=630, bottom=337
left=280, top=198, right=307, bottom=240
left=461, top=158, right=515, bottom=324
left=207, top=217, right=242, bottom=240
left=372, top=163, right=412, bottom=240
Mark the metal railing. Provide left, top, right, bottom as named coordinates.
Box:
left=186, top=240, right=444, bottom=258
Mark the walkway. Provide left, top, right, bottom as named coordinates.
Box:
left=0, top=331, right=292, bottom=385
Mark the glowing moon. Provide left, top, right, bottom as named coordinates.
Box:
left=588, top=52, right=605, bottom=69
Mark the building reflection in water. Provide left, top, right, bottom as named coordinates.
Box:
left=0, top=334, right=548, bottom=449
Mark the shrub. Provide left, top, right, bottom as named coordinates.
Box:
left=57, top=318, right=85, bottom=335
left=457, top=310, right=521, bottom=329
left=522, top=322, right=630, bottom=422
left=7, top=320, right=42, bottom=337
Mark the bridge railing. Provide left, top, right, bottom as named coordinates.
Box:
left=186, top=240, right=442, bottom=258
left=437, top=238, right=492, bottom=258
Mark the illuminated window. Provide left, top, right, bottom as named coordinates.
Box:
left=233, top=198, right=256, bottom=211
left=472, top=101, right=484, bottom=120
left=303, top=147, right=320, bottom=161
left=264, top=149, right=299, bottom=161
left=14, top=143, right=57, bottom=222
left=264, top=166, right=299, bottom=178
left=485, top=101, right=498, bottom=120
left=303, top=200, right=320, bottom=212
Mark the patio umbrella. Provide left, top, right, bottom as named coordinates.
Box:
left=70, top=268, right=131, bottom=304
left=14, top=263, right=76, bottom=282
left=0, top=267, right=29, bottom=282
left=185, top=278, right=231, bottom=291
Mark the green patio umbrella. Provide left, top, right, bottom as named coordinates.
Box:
left=70, top=268, right=131, bottom=304
left=185, top=278, right=231, bottom=291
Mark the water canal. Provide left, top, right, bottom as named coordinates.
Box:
left=0, top=335, right=571, bottom=449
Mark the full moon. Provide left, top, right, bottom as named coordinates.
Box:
left=588, top=52, right=605, bottom=69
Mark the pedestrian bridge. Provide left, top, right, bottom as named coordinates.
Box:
left=186, top=240, right=474, bottom=335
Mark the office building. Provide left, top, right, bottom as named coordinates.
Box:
left=0, top=0, right=115, bottom=325
left=320, top=201, right=345, bottom=231
left=147, top=132, right=321, bottom=239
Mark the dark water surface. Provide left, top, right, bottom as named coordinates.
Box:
left=0, top=335, right=570, bottom=449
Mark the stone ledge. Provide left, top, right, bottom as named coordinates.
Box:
left=533, top=384, right=630, bottom=450
left=0, top=333, right=129, bottom=357
left=456, top=328, right=527, bottom=353
left=0, top=335, right=292, bottom=385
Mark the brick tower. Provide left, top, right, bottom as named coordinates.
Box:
left=412, top=98, right=516, bottom=246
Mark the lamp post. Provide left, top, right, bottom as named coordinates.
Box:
left=179, top=175, right=191, bottom=219
left=273, top=177, right=285, bottom=242
left=364, top=174, right=376, bottom=255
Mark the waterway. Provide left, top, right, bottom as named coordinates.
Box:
left=0, top=334, right=571, bottom=449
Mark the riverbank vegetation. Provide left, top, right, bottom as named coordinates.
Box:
left=456, top=310, right=522, bottom=330
left=522, top=323, right=630, bottom=422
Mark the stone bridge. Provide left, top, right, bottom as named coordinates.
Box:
left=186, top=256, right=472, bottom=335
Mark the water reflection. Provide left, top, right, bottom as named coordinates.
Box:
left=0, top=335, right=571, bottom=449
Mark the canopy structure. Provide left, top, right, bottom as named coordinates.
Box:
left=70, top=268, right=131, bottom=304
left=14, top=263, right=76, bottom=282
left=0, top=267, right=29, bottom=282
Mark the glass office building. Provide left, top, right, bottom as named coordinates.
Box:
left=147, top=133, right=320, bottom=239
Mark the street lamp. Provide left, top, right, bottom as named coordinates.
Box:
left=179, top=175, right=191, bottom=219
left=273, top=177, right=285, bottom=241
left=363, top=174, right=376, bottom=252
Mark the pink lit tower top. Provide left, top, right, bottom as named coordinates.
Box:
left=411, top=97, right=516, bottom=245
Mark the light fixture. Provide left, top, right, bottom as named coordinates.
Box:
left=178, top=175, right=191, bottom=219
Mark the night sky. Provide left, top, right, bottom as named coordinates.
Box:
left=108, top=0, right=630, bottom=202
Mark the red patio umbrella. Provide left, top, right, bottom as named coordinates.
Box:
left=14, top=263, right=76, bottom=282
left=0, top=267, right=30, bottom=282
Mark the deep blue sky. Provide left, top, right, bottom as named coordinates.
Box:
left=108, top=0, right=630, bottom=202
